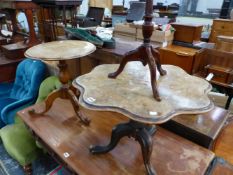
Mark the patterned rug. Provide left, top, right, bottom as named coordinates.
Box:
left=0, top=142, right=63, bottom=175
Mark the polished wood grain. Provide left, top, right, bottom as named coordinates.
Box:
left=0, top=52, right=22, bottom=82
left=193, top=48, right=233, bottom=109
left=108, top=0, right=167, bottom=101
left=209, top=158, right=233, bottom=175
left=0, top=0, right=40, bottom=60
left=209, top=19, right=233, bottom=43
left=193, top=48, right=233, bottom=74
left=159, top=44, right=200, bottom=74
left=1, top=41, right=28, bottom=59
left=162, top=107, right=229, bottom=149
left=215, top=35, right=233, bottom=53
left=214, top=120, right=233, bottom=165
left=18, top=99, right=215, bottom=175
left=171, top=23, right=203, bottom=43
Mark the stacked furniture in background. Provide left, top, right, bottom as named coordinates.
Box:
left=77, top=7, right=105, bottom=28
left=0, top=0, right=41, bottom=83
left=114, top=23, right=174, bottom=47
left=193, top=49, right=233, bottom=109
left=209, top=19, right=233, bottom=43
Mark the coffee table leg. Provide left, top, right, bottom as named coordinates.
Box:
left=90, top=120, right=156, bottom=175
left=67, top=89, right=90, bottom=125
left=29, top=89, right=61, bottom=115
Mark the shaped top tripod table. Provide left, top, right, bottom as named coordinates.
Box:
left=73, top=62, right=214, bottom=175
left=25, top=40, right=96, bottom=125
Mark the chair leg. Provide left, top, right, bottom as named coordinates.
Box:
left=23, top=164, right=32, bottom=175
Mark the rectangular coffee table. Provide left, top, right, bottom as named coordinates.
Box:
left=18, top=99, right=215, bottom=175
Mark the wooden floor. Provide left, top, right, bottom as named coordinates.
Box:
left=214, top=117, right=233, bottom=165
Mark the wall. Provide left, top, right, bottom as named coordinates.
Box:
left=79, top=0, right=89, bottom=15
left=113, top=0, right=181, bottom=8
left=196, top=0, right=223, bottom=13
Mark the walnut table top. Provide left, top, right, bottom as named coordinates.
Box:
left=74, top=62, right=214, bottom=124
left=25, top=40, right=96, bottom=61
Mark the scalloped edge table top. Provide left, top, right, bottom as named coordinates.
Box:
left=74, top=62, right=214, bottom=124
left=25, top=40, right=96, bottom=61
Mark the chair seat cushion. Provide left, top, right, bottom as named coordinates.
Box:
left=0, top=123, right=42, bottom=166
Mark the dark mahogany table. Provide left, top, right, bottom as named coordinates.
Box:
left=74, top=62, right=214, bottom=175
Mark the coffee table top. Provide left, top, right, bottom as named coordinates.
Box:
left=25, top=40, right=96, bottom=61
left=74, top=62, right=214, bottom=124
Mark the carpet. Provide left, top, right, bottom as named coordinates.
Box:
left=47, top=165, right=71, bottom=175
left=0, top=142, right=61, bottom=175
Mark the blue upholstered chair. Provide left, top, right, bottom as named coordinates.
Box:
left=0, top=58, right=46, bottom=127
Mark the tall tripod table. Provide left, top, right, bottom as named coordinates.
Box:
left=25, top=40, right=96, bottom=125
left=74, top=62, right=214, bottom=175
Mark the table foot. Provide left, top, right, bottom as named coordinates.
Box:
left=29, top=89, right=61, bottom=115
left=29, top=87, right=90, bottom=126
left=67, top=89, right=90, bottom=126
left=108, top=45, right=166, bottom=101
left=90, top=120, right=156, bottom=175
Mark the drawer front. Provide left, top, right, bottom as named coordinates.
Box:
left=209, top=30, right=233, bottom=42
left=207, top=69, right=229, bottom=83
left=160, top=50, right=194, bottom=74
left=213, top=21, right=233, bottom=31
left=173, top=26, right=195, bottom=43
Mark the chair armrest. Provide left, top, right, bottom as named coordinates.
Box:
left=1, top=98, right=35, bottom=125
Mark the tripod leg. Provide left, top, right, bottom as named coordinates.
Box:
left=67, top=89, right=90, bottom=126
left=108, top=49, right=141, bottom=78
left=146, top=48, right=161, bottom=101
left=151, top=47, right=166, bottom=76
left=90, top=122, right=134, bottom=154
left=29, top=89, right=61, bottom=115
left=136, top=128, right=156, bottom=175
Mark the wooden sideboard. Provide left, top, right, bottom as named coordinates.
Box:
left=209, top=19, right=233, bottom=43
left=159, top=44, right=201, bottom=74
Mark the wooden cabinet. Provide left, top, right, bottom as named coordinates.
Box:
left=171, top=23, right=203, bottom=43
left=159, top=45, right=200, bottom=74
left=209, top=19, right=233, bottom=43
left=0, top=53, right=22, bottom=82
left=215, top=35, right=233, bottom=52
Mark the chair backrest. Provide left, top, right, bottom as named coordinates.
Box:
left=36, top=76, right=61, bottom=104
left=86, top=7, right=105, bottom=25
left=10, top=59, right=46, bottom=100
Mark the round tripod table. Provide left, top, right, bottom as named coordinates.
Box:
left=73, top=62, right=214, bottom=175
left=25, top=40, right=96, bottom=125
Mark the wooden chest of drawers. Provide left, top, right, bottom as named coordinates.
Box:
left=171, top=23, right=203, bottom=43
left=209, top=19, right=233, bottom=43
left=159, top=45, right=200, bottom=74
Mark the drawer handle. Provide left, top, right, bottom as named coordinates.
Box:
left=176, top=52, right=191, bottom=57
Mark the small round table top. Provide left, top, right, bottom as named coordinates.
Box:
left=74, top=62, right=214, bottom=124
left=25, top=40, right=96, bottom=61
